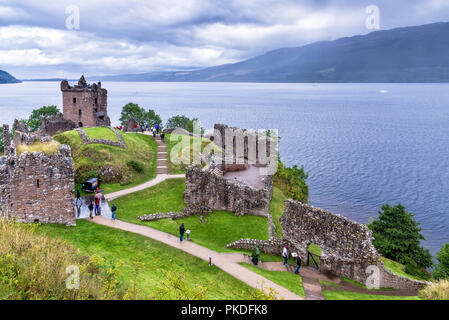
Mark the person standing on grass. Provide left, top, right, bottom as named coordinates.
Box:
left=88, top=201, right=94, bottom=219
left=252, top=244, right=260, bottom=265
left=179, top=223, right=185, bottom=242
left=295, top=255, right=302, bottom=274
left=282, top=245, right=289, bottom=266
left=111, top=204, right=117, bottom=221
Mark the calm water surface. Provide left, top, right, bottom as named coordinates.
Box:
left=1, top=81, right=448, bottom=254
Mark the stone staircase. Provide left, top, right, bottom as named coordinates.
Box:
left=155, top=135, right=168, bottom=174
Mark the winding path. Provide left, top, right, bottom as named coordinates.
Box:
left=90, top=215, right=304, bottom=300
left=96, top=133, right=310, bottom=300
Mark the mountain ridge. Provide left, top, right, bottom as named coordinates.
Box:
left=0, top=70, right=21, bottom=84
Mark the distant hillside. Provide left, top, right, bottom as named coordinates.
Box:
left=0, top=70, right=21, bottom=84
left=92, top=22, right=449, bottom=83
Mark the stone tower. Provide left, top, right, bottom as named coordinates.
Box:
left=61, top=75, right=111, bottom=128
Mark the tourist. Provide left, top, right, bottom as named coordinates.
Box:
left=133, top=122, right=138, bottom=132
left=161, top=132, right=165, bottom=142
left=251, top=244, right=260, bottom=265
left=294, top=255, right=302, bottom=274
left=155, top=123, right=160, bottom=134
left=179, top=223, right=185, bottom=242
left=141, top=124, right=145, bottom=132
left=88, top=201, right=94, bottom=219
left=152, top=127, right=157, bottom=138
left=76, top=188, right=81, bottom=200
left=111, top=204, right=117, bottom=221
left=282, top=245, right=289, bottom=266
left=94, top=192, right=101, bottom=215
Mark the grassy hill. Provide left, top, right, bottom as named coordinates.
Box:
left=54, top=128, right=158, bottom=194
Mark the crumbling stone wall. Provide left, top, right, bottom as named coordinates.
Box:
left=40, top=113, right=76, bottom=136
left=279, top=200, right=428, bottom=290
left=213, top=124, right=274, bottom=171
left=0, top=124, right=75, bottom=226
left=76, top=128, right=127, bottom=149
left=184, top=165, right=272, bottom=216
left=124, top=117, right=142, bottom=132
left=61, top=76, right=111, bottom=128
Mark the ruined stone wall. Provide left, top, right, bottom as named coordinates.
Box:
left=280, top=200, right=427, bottom=291
left=213, top=124, right=273, bottom=169
left=41, top=113, right=76, bottom=136
left=184, top=165, right=272, bottom=216
left=61, top=77, right=110, bottom=128
left=0, top=144, right=75, bottom=226
left=124, top=117, right=142, bottom=132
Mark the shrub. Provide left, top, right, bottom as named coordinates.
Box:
left=273, top=160, right=309, bottom=203
left=127, top=160, right=144, bottom=173
left=434, top=243, right=449, bottom=280
left=0, top=219, right=128, bottom=300
left=419, top=279, right=449, bottom=300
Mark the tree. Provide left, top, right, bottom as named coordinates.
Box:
left=166, top=115, right=203, bottom=133
left=368, top=204, right=433, bottom=269
left=119, top=103, right=146, bottom=126
left=119, top=103, right=162, bottom=128
left=145, top=109, right=162, bottom=129
left=434, top=243, right=449, bottom=279
left=27, top=105, right=59, bottom=132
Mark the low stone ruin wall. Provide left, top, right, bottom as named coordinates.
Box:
left=76, top=127, right=127, bottom=149
left=280, top=200, right=428, bottom=291
left=184, top=165, right=272, bottom=216
left=226, top=238, right=289, bottom=256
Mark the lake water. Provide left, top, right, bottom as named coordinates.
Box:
left=1, top=81, right=448, bottom=254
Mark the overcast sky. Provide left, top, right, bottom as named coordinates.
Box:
left=1, top=0, right=448, bottom=79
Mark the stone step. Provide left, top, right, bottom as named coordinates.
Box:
left=157, top=168, right=168, bottom=174
left=157, top=159, right=168, bottom=165
left=158, top=147, right=167, bottom=152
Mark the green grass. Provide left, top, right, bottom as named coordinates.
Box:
left=240, top=263, right=306, bottom=298
left=381, top=257, right=426, bottom=281
left=113, top=178, right=269, bottom=253
left=342, top=277, right=394, bottom=291
left=83, top=127, right=119, bottom=142
left=269, top=186, right=286, bottom=238
left=322, top=290, right=421, bottom=300
left=165, top=133, right=222, bottom=174
left=319, top=279, right=341, bottom=288
left=54, top=130, right=158, bottom=194
left=37, top=220, right=255, bottom=300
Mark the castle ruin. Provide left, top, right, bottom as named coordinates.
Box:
left=61, top=76, right=111, bottom=128
left=0, top=124, right=76, bottom=226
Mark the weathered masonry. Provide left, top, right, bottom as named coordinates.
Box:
left=279, top=200, right=428, bottom=291
left=61, top=75, right=111, bottom=128
left=0, top=124, right=76, bottom=226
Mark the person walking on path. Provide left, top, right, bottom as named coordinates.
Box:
left=294, top=254, right=302, bottom=274
left=160, top=132, right=165, bottom=142
left=179, top=223, right=185, bottom=242
left=88, top=201, right=94, bottom=219
left=94, top=192, right=101, bottom=216
left=282, top=245, right=289, bottom=266
left=152, top=127, right=157, bottom=138
left=111, top=204, right=117, bottom=221
left=133, top=122, right=138, bottom=133
left=155, top=123, right=160, bottom=134
left=251, top=244, right=260, bottom=265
